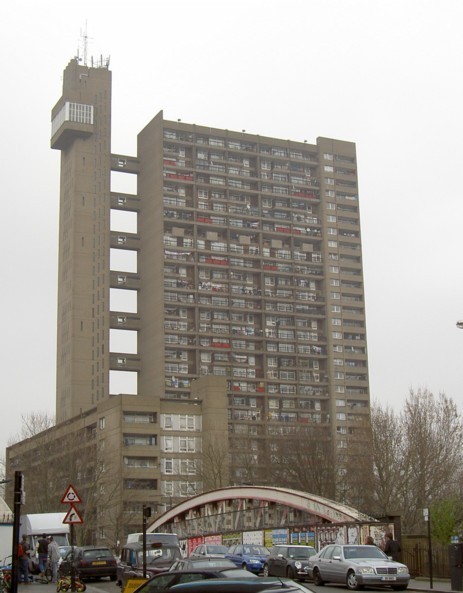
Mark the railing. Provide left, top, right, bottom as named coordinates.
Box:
left=402, top=541, right=450, bottom=578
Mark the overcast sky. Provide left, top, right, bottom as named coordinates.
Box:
left=1, top=0, right=463, bottom=462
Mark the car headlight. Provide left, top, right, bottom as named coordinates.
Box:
left=294, top=561, right=302, bottom=569
left=358, top=567, right=375, bottom=575
left=397, top=567, right=408, bottom=574
left=249, top=560, right=260, bottom=564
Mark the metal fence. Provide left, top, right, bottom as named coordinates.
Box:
left=402, top=540, right=450, bottom=578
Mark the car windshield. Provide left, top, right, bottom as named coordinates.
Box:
left=288, top=547, right=314, bottom=559
left=138, top=547, right=179, bottom=564
left=220, top=569, right=259, bottom=578
left=206, top=546, right=228, bottom=554
left=244, top=546, right=269, bottom=556
left=188, top=560, right=236, bottom=569
left=343, top=546, right=388, bottom=560
left=83, top=549, right=112, bottom=559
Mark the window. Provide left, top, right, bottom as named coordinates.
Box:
left=179, top=415, right=196, bottom=430
left=163, top=415, right=173, bottom=429
left=99, top=417, right=105, bottom=430
left=163, top=436, right=173, bottom=452
left=179, top=437, right=196, bottom=452
left=124, top=434, right=156, bottom=446
left=324, top=153, right=333, bottom=161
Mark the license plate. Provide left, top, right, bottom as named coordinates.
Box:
left=92, top=561, right=107, bottom=566
left=381, top=576, right=396, bottom=581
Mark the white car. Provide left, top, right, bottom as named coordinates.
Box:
left=307, top=544, right=410, bottom=591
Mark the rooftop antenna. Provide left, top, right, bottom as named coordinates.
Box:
left=79, top=21, right=92, bottom=66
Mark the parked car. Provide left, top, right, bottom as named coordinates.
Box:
left=226, top=544, right=270, bottom=574
left=128, top=566, right=259, bottom=593
left=169, top=559, right=242, bottom=572
left=117, top=541, right=182, bottom=588
left=263, top=545, right=316, bottom=580
left=307, top=544, right=410, bottom=590
left=189, top=545, right=229, bottom=560
left=59, top=546, right=117, bottom=581
left=167, top=577, right=304, bottom=593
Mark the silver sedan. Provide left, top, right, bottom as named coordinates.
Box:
left=307, top=544, right=410, bottom=591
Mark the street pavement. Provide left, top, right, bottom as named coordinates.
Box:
left=13, top=577, right=463, bottom=593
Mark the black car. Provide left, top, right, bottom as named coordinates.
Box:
left=263, top=545, right=316, bottom=580
left=167, top=578, right=303, bottom=593
left=129, top=567, right=259, bottom=593
left=118, top=541, right=182, bottom=589
left=59, top=546, right=117, bottom=581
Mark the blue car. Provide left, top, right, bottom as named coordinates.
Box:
left=226, top=544, right=270, bottom=574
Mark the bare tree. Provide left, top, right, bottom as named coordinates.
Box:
left=196, top=435, right=230, bottom=491
left=400, top=389, right=463, bottom=532
left=8, top=411, right=55, bottom=445
left=369, top=389, right=463, bottom=533
left=267, top=425, right=336, bottom=499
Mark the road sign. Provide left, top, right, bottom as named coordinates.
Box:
left=63, top=504, right=83, bottom=524
left=61, top=484, right=82, bottom=504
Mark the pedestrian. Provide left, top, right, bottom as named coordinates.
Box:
left=365, top=536, right=375, bottom=545
left=384, top=533, right=401, bottom=561
left=47, top=536, right=60, bottom=583
left=19, top=534, right=30, bottom=583
left=36, top=533, right=49, bottom=577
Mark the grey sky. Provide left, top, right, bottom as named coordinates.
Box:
left=2, top=0, right=463, bottom=460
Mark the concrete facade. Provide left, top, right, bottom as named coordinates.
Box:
left=6, top=57, right=370, bottom=546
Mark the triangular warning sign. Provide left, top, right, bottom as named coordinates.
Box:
left=61, top=485, right=82, bottom=504
left=63, top=504, right=84, bottom=524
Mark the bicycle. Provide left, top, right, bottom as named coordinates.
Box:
left=34, top=565, right=53, bottom=584
left=56, top=575, right=86, bottom=592
left=0, top=567, right=11, bottom=593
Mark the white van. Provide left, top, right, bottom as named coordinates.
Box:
left=126, top=532, right=179, bottom=546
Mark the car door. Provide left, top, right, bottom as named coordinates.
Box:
left=226, top=545, right=240, bottom=567
left=272, top=546, right=287, bottom=577
left=316, top=546, right=335, bottom=581
left=325, top=545, right=343, bottom=582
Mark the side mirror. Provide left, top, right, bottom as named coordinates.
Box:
left=333, top=555, right=341, bottom=561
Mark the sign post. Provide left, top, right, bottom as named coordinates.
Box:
left=61, top=485, right=83, bottom=593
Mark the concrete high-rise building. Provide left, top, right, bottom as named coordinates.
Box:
left=50, top=57, right=370, bottom=487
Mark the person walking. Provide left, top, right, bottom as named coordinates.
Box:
left=19, top=534, right=30, bottom=584
left=36, top=533, right=49, bottom=578
left=384, top=533, right=401, bottom=561
left=47, top=537, right=61, bottom=583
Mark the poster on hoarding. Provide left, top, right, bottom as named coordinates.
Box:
left=222, top=532, right=241, bottom=546
left=243, top=531, right=264, bottom=545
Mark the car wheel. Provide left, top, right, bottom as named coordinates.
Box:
left=286, top=566, right=295, bottom=579
left=346, top=570, right=362, bottom=591
left=110, top=575, right=117, bottom=582
left=262, top=564, right=270, bottom=577
left=313, top=568, right=325, bottom=586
